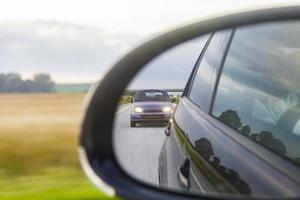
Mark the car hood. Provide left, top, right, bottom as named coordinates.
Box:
left=132, top=101, right=171, bottom=111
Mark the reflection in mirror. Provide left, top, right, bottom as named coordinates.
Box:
left=113, top=34, right=210, bottom=183
left=113, top=21, right=300, bottom=199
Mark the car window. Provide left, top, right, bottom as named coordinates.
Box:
left=134, top=90, right=170, bottom=102
left=212, top=21, right=300, bottom=166
left=188, top=30, right=232, bottom=112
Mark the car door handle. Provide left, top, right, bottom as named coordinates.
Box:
left=177, top=158, right=190, bottom=188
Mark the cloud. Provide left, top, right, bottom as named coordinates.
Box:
left=0, top=21, right=142, bottom=83
left=0, top=20, right=209, bottom=88
left=222, top=21, right=300, bottom=96
left=128, top=35, right=210, bottom=89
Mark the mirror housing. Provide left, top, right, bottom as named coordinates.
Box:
left=79, top=6, right=300, bottom=200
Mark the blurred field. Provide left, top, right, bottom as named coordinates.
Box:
left=0, top=93, right=113, bottom=200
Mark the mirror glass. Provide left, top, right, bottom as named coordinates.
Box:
left=113, top=21, right=300, bottom=198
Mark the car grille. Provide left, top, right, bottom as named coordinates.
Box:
left=143, top=109, right=162, bottom=113
left=141, top=114, right=165, bottom=119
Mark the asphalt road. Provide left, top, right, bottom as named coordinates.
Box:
left=113, top=104, right=166, bottom=186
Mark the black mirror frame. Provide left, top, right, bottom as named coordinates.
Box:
left=79, top=6, right=300, bottom=200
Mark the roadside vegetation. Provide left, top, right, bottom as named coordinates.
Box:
left=119, top=95, right=133, bottom=105
left=0, top=93, right=114, bottom=200
left=0, top=73, right=55, bottom=93
left=171, top=96, right=180, bottom=104
left=118, top=90, right=136, bottom=105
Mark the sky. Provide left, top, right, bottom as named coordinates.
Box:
left=128, top=34, right=209, bottom=89
left=0, top=0, right=299, bottom=83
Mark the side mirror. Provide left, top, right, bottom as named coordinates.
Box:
left=79, top=6, right=300, bottom=200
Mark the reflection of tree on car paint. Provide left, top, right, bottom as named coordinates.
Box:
left=169, top=121, right=251, bottom=195
left=217, top=109, right=300, bottom=164
left=195, top=138, right=251, bottom=194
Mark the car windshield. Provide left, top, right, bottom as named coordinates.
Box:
left=134, top=90, right=170, bottom=102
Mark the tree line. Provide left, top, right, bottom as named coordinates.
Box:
left=0, top=73, right=55, bottom=93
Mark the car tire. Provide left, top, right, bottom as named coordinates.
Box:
left=130, top=121, right=136, bottom=127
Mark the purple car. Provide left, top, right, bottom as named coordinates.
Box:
left=130, top=90, right=172, bottom=127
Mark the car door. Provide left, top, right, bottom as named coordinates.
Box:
left=171, top=29, right=234, bottom=193
left=158, top=34, right=212, bottom=190
left=172, top=22, right=300, bottom=197
left=159, top=30, right=232, bottom=191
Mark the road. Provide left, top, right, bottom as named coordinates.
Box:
left=113, top=104, right=166, bottom=186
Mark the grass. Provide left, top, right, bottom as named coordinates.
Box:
left=119, top=95, right=132, bottom=105
left=0, top=93, right=115, bottom=200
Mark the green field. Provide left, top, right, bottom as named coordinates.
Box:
left=0, top=93, right=115, bottom=200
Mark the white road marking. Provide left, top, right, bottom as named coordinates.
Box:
left=190, top=168, right=206, bottom=193
left=114, top=107, right=165, bottom=186
left=117, top=104, right=131, bottom=114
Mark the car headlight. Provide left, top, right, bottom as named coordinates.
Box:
left=163, top=106, right=172, bottom=112
left=134, top=107, right=143, bottom=113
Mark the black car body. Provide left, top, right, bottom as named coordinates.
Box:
left=158, top=23, right=300, bottom=197
left=130, top=90, right=172, bottom=127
